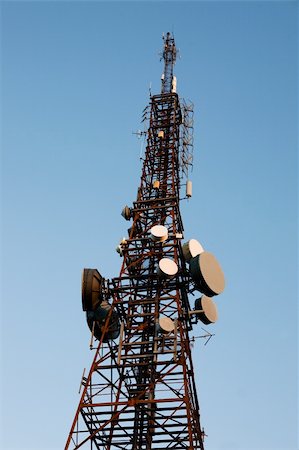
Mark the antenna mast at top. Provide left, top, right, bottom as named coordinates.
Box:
left=161, top=32, right=177, bottom=93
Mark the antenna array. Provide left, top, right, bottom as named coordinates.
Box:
left=65, top=33, right=225, bottom=450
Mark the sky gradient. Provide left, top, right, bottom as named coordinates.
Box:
left=1, top=2, right=297, bottom=450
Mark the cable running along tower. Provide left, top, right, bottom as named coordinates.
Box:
left=66, top=32, right=225, bottom=450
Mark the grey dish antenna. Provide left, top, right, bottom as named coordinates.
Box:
left=81, top=268, right=103, bottom=311
left=189, top=252, right=225, bottom=297
left=82, top=268, right=120, bottom=342
left=194, top=296, right=218, bottom=325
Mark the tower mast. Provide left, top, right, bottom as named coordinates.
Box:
left=161, top=32, right=177, bottom=94
left=65, top=33, right=225, bottom=450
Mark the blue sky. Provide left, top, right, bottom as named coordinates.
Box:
left=1, top=2, right=297, bottom=450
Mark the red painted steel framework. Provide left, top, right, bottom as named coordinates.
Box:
left=66, top=33, right=206, bottom=450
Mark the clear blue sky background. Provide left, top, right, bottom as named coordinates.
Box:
left=1, top=2, right=297, bottom=450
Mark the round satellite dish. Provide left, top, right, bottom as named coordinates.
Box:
left=86, top=301, right=120, bottom=342
left=157, top=258, right=178, bottom=277
left=121, top=205, right=131, bottom=221
left=81, top=268, right=103, bottom=312
left=157, top=316, right=175, bottom=334
left=194, top=295, right=218, bottom=325
left=189, top=252, right=225, bottom=296
left=182, top=239, right=204, bottom=262
left=150, top=225, right=168, bottom=242
left=116, top=244, right=123, bottom=256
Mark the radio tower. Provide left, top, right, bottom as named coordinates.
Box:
left=65, top=32, right=225, bottom=450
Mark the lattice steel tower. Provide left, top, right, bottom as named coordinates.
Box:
left=65, top=32, right=225, bottom=450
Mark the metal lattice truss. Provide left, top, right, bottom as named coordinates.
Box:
left=66, top=92, right=204, bottom=450
left=180, top=100, right=194, bottom=180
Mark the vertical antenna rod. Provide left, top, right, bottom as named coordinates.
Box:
left=161, top=32, right=177, bottom=94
